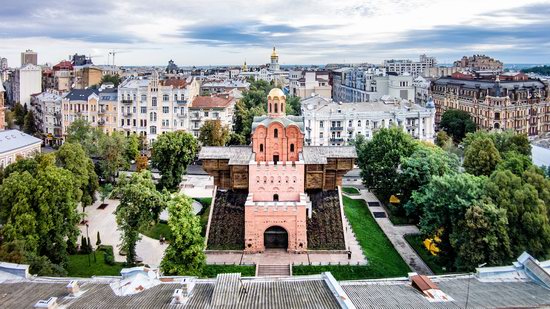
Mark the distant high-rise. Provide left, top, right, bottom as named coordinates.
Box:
left=0, top=57, right=8, bottom=70
left=21, top=49, right=38, bottom=66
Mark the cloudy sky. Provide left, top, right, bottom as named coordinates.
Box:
left=1, top=0, right=550, bottom=66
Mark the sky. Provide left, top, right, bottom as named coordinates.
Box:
left=1, top=0, right=550, bottom=67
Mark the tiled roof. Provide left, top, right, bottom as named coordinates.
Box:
left=0, top=130, right=42, bottom=154
left=191, top=96, right=234, bottom=109
left=198, top=146, right=252, bottom=165
left=65, top=89, right=99, bottom=101
left=162, top=79, right=187, bottom=89
left=302, top=146, right=358, bottom=164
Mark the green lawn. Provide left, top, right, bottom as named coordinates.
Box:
left=404, top=234, right=446, bottom=275
left=342, top=196, right=410, bottom=277
left=67, top=251, right=125, bottom=277
left=342, top=187, right=360, bottom=195
left=202, top=265, right=256, bottom=278
left=140, top=222, right=172, bottom=240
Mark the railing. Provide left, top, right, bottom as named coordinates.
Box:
left=330, top=138, right=344, bottom=143
left=176, top=100, right=187, bottom=104
left=98, top=119, right=106, bottom=125
left=123, top=112, right=133, bottom=117
left=121, top=99, right=133, bottom=104
left=330, top=126, right=344, bottom=131
left=98, top=108, right=106, bottom=114
left=177, top=113, right=187, bottom=118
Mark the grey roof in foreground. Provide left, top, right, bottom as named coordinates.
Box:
left=302, top=146, right=358, bottom=164
left=198, top=146, right=253, bottom=165
left=0, top=130, right=42, bottom=154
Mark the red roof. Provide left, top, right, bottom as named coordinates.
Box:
left=191, top=96, right=234, bottom=109
left=162, top=79, right=187, bottom=89
left=411, top=275, right=438, bottom=292
left=53, top=60, right=73, bottom=71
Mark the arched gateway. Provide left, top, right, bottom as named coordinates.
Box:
left=264, top=226, right=288, bottom=249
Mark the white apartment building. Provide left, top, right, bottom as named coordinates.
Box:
left=13, top=64, right=42, bottom=106
left=412, top=76, right=431, bottom=106
left=188, top=94, right=236, bottom=137
left=31, top=90, right=63, bottom=146
left=289, top=71, right=331, bottom=99
left=332, top=68, right=415, bottom=103
left=117, top=71, right=192, bottom=144
left=383, top=54, right=437, bottom=76
left=302, top=95, right=435, bottom=146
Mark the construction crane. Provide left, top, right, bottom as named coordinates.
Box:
left=108, top=50, right=130, bottom=66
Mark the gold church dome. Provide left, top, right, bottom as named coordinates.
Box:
left=268, top=88, right=285, bottom=98
left=271, top=47, right=278, bottom=58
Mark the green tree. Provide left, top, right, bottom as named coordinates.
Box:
left=23, top=111, right=38, bottom=135
left=434, top=130, right=451, bottom=148
left=198, top=119, right=230, bottom=146
left=99, top=132, right=128, bottom=183
left=400, top=143, right=459, bottom=217
left=151, top=131, right=198, bottom=191
left=160, top=194, right=206, bottom=275
left=285, top=95, right=302, bottom=116
left=4, top=110, right=15, bottom=129
left=227, top=132, right=246, bottom=146
left=407, top=173, right=486, bottom=269
left=115, top=171, right=166, bottom=265
left=100, top=74, right=122, bottom=87
left=66, top=119, right=104, bottom=157
left=356, top=127, right=416, bottom=199
left=497, top=151, right=532, bottom=176
left=56, top=143, right=99, bottom=209
left=99, top=183, right=113, bottom=204
left=463, top=137, right=501, bottom=176
left=13, top=102, right=25, bottom=127
left=484, top=169, right=550, bottom=257
left=451, top=199, right=511, bottom=270
left=462, top=130, right=531, bottom=157
left=126, top=133, right=140, bottom=163
left=439, top=109, right=476, bottom=142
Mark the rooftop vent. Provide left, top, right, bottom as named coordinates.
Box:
left=33, top=297, right=58, bottom=309
left=66, top=280, right=82, bottom=297
left=409, top=273, right=454, bottom=303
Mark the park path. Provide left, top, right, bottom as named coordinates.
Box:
left=344, top=189, right=434, bottom=275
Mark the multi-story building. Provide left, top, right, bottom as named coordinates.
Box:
left=98, top=87, right=119, bottom=135
left=200, top=79, right=249, bottom=95
left=383, top=54, right=437, bottom=76
left=332, top=68, right=414, bottom=103
left=117, top=72, right=191, bottom=144
left=0, top=82, right=5, bottom=130
left=30, top=90, right=63, bottom=146
left=74, top=66, right=102, bottom=89
left=21, top=49, right=38, bottom=66
left=13, top=64, right=42, bottom=106
left=453, top=55, right=503, bottom=71
left=0, top=58, right=7, bottom=70
left=0, top=130, right=42, bottom=168
left=432, top=72, right=550, bottom=135
left=301, top=94, right=435, bottom=146
left=61, top=88, right=100, bottom=138
left=52, top=60, right=74, bottom=91
left=188, top=94, right=236, bottom=137
left=413, top=76, right=431, bottom=106
left=289, top=70, right=331, bottom=99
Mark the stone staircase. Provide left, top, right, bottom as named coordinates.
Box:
left=256, top=264, right=292, bottom=277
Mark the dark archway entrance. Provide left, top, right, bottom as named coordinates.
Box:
left=264, top=226, right=288, bottom=249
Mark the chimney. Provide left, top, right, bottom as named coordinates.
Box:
left=33, top=297, right=58, bottom=309
left=66, top=280, right=80, bottom=296
left=181, top=277, right=195, bottom=297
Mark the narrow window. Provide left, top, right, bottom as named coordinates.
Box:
left=260, top=144, right=264, bottom=152
left=274, top=128, right=278, bottom=138
left=290, top=144, right=295, bottom=152
left=281, top=103, right=284, bottom=113
left=274, top=103, right=278, bottom=113
left=273, top=194, right=279, bottom=201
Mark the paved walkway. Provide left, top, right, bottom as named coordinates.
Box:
left=79, top=198, right=167, bottom=267
left=345, top=190, right=434, bottom=275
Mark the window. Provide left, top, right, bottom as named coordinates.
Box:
left=273, top=194, right=279, bottom=201
left=150, top=112, right=157, bottom=121
left=163, top=106, right=169, bottom=114
left=141, top=95, right=147, bottom=102
left=260, top=144, right=264, bottom=152
left=163, top=94, right=169, bottom=101
left=358, top=120, right=361, bottom=127
left=320, top=132, right=324, bottom=138
left=274, top=128, right=278, bottom=138
left=290, top=144, right=295, bottom=152
left=150, top=126, right=157, bottom=134
left=274, top=103, right=278, bottom=113
left=348, top=120, right=353, bottom=127
left=141, top=106, right=146, bottom=114
left=204, top=111, right=209, bottom=117
left=320, top=121, right=324, bottom=128
left=269, top=103, right=272, bottom=113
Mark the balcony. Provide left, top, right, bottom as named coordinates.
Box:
left=176, top=100, right=187, bottom=104
left=98, top=108, right=107, bottom=114
left=330, top=138, right=344, bottom=143
left=330, top=126, right=344, bottom=131
left=177, top=113, right=187, bottom=118
left=123, top=112, right=133, bottom=117
left=98, top=119, right=106, bottom=126
left=121, top=99, right=133, bottom=104
left=190, top=114, right=202, bottom=120
left=305, top=138, right=311, bottom=143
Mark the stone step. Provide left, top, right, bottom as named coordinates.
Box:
left=256, top=264, right=291, bottom=277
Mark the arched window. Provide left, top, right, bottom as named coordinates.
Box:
left=274, top=103, right=278, bottom=113
left=260, top=144, right=264, bottom=152
left=269, top=103, right=272, bottom=113
left=274, top=128, right=278, bottom=138
left=290, top=143, right=295, bottom=152
left=263, top=176, right=267, bottom=184
left=273, top=194, right=279, bottom=201
left=256, top=176, right=260, bottom=183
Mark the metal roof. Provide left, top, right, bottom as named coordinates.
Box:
left=65, top=89, right=99, bottom=101
left=302, top=146, right=358, bottom=164
left=0, top=130, right=42, bottom=154
left=198, top=146, right=253, bottom=165
left=251, top=115, right=304, bottom=133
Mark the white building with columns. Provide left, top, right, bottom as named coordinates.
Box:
left=302, top=94, right=435, bottom=146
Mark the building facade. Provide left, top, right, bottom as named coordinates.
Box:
left=188, top=94, right=236, bottom=137
left=13, top=64, right=42, bottom=106
left=432, top=73, right=550, bottom=135
left=453, top=55, right=503, bottom=71
left=62, top=88, right=100, bottom=137
left=0, top=82, right=5, bottom=130
left=98, top=88, right=119, bottom=134
left=413, top=76, right=431, bottom=106
left=199, top=88, right=356, bottom=253
left=21, top=49, right=38, bottom=66
left=31, top=90, right=63, bottom=146
left=383, top=54, right=437, bottom=76
left=302, top=95, right=435, bottom=145
left=289, top=71, right=331, bottom=99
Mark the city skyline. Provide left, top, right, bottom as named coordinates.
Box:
left=1, top=0, right=550, bottom=66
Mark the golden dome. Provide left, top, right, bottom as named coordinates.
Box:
left=271, top=47, right=278, bottom=58
left=268, top=88, right=285, bottom=98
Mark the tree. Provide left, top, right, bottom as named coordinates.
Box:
left=407, top=173, right=486, bottom=269
left=463, top=137, right=501, bottom=176
left=285, top=95, right=302, bottom=116
left=151, top=131, right=198, bottom=191
left=227, top=132, right=246, bottom=146
left=66, top=119, right=104, bottom=157
left=497, top=151, right=532, bottom=176
left=99, top=183, right=113, bottom=204
left=160, top=194, right=206, bottom=275
left=483, top=169, right=550, bottom=257
left=56, top=143, right=99, bottom=209
left=462, top=130, right=531, bottom=157
left=451, top=199, right=511, bottom=270
left=126, top=133, right=140, bottom=163
left=198, top=119, right=230, bottom=146
left=115, top=171, right=166, bottom=265
left=400, top=143, right=459, bottom=217
left=356, top=127, right=416, bottom=199
left=23, top=111, right=38, bottom=135
left=13, top=102, right=25, bottom=127
left=99, top=132, right=129, bottom=183
left=100, top=74, right=122, bottom=87
left=439, top=109, right=476, bottom=142
left=4, top=110, right=15, bottom=129
left=136, top=155, right=148, bottom=172
left=435, top=130, right=451, bottom=148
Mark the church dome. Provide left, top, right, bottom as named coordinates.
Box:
left=271, top=47, right=278, bottom=58
left=268, top=88, right=285, bottom=98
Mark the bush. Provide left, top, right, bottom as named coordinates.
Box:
left=98, top=245, right=116, bottom=266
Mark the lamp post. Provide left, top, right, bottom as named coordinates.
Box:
left=465, top=262, right=486, bottom=309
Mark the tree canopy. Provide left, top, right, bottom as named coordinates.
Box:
left=439, top=109, right=476, bottom=142
left=199, top=119, right=230, bottom=146
left=151, top=131, right=198, bottom=190
left=463, top=136, right=502, bottom=176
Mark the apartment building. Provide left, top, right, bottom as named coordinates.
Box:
left=98, top=88, right=119, bottom=134
left=61, top=88, right=100, bottom=137
left=0, top=130, right=42, bottom=169
left=21, top=49, right=38, bottom=66
left=453, top=55, right=503, bottom=71
left=31, top=90, right=63, bottom=146
left=52, top=60, right=74, bottom=91
left=302, top=94, right=435, bottom=146
left=13, top=64, right=42, bottom=106
left=289, top=70, right=331, bottom=99
left=200, top=79, right=249, bottom=95
left=188, top=94, right=236, bottom=137
left=383, top=54, right=437, bottom=76
left=432, top=72, right=550, bottom=135
left=413, top=76, right=431, bottom=106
